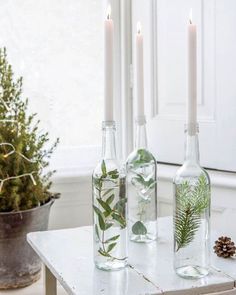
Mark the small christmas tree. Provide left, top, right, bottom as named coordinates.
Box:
left=0, top=48, right=59, bottom=212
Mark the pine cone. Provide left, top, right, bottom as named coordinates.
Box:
left=214, top=236, right=236, bottom=258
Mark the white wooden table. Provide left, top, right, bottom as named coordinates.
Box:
left=27, top=217, right=236, bottom=295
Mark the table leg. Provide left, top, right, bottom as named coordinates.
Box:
left=45, top=266, right=57, bottom=295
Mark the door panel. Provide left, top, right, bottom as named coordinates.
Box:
left=132, top=0, right=236, bottom=171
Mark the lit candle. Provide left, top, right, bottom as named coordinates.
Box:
left=188, top=9, right=197, bottom=135
left=136, top=22, right=145, bottom=118
left=104, top=5, right=114, bottom=121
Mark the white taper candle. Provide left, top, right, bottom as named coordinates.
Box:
left=136, top=22, right=145, bottom=118
left=188, top=9, right=197, bottom=135
left=104, top=5, right=114, bottom=121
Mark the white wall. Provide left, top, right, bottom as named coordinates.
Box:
left=48, top=164, right=236, bottom=230
left=49, top=172, right=93, bottom=229
left=0, top=0, right=104, bottom=148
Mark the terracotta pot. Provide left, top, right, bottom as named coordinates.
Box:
left=0, top=199, right=54, bottom=289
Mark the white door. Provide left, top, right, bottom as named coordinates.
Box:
left=132, top=0, right=236, bottom=172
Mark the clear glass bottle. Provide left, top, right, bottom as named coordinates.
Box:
left=173, top=124, right=211, bottom=279
left=126, top=116, right=158, bottom=243
left=92, top=121, right=128, bottom=271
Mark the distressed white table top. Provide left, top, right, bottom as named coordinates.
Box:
left=27, top=217, right=236, bottom=295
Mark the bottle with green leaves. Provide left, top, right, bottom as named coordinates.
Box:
left=173, top=124, right=211, bottom=279
left=126, top=116, right=158, bottom=243
left=92, top=121, right=127, bottom=271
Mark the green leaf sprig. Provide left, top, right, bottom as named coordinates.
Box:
left=130, top=149, right=156, bottom=236
left=93, top=161, right=127, bottom=261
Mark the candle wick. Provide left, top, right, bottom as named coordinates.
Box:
left=137, top=22, right=142, bottom=35
left=189, top=8, right=193, bottom=25
left=106, top=5, right=111, bottom=20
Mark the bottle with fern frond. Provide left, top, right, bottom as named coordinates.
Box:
left=173, top=124, right=211, bottom=279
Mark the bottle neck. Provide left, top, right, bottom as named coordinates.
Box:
left=184, top=124, right=200, bottom=164
left=135, top=116, right=147, bottom=149
left=102, top=121, right=117, bottom=160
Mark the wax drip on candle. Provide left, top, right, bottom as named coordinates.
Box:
left=107, top=5, right=111, bottom=20
left=189, top=8, right=193, bottom=24
left=137, top=22, right=142, bottom=35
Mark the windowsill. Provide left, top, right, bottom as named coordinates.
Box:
left=157, top=163, right=236, bottom=189
left=52, top=161, right=236, bottom=189
left=52, top=166, right=94, bottom=183
left=50, top=145, right=100, bottom=183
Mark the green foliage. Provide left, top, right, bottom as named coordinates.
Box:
left=0, top=48, right=59, bottom=212
left=175, top=205, right=201, bottom=251
left=174, top=174, right=210, bottom=251
left=132, top=221, right=147, bottom=235
left=93, top=161, right=127, bottom=261
left=131, top=149, right=154, bottom=169
left=129, top=148, right=157, bottom=236
left=132, top=173, right=155, bottom=189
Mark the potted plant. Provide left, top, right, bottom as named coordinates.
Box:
left=0, top=48, right=59, bottom=289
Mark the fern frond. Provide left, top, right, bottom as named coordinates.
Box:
left=174, top=173, right=210, bottom=251
left=192, top=174, right=210, bottom=214
left=176, top=180, right=192, bottom=208
left=174, top=205, right=200, bottom=251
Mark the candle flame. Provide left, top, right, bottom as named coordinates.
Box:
left=107, top=5, right=111, bottom=20
left=137, top=22, right=142, bottom=34
left=189, top=8, right=193, bottom=24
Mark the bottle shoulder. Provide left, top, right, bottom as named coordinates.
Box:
left=126, top=148, right=156, bottom=169
left=174, top=163, right=210, bottom=185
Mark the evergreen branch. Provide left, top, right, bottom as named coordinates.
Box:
left=174, top=174, right=210, bottom=251
left=174, top=205, right=200, bottom=251
left=0, top=47, right=59, bottom=211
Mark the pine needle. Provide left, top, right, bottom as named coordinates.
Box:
left=174, top=174, right=210, bottom=251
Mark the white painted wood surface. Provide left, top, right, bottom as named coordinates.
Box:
left=27, top=228, right=159, bottom=295
left=27, top=217, right=236, bottom=295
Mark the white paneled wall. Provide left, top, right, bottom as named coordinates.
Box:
left=132, top=0, right=236, bottom=172
left=49, top=165, right=236, bottom=230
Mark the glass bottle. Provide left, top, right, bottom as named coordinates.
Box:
left=92, top=121, right=128, bottom=271
left=173, top=123, right=211, bottom=279
left=126, top=116, right=158, bottom=243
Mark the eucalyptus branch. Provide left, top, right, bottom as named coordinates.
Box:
left=93, top=161, right=127, bottom=261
